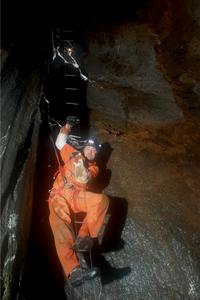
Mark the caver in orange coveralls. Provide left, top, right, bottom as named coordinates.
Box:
left=48, top=126, right=109, bottom=276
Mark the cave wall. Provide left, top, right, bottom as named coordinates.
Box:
left=82, top=0, right=200, bottom=298
left=85, top=0, right=200, bottom=128
left=144, top=0, right=200, bottom=115
left=0, top=50, right=43, bottom=299
left=85, top=23, right=183, bottom=129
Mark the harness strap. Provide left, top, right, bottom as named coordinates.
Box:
left=48, top=187, right=64, bottom=202
left=49, top=186, right=81, bottom=212
left=72, top=188, right=80, bottom=212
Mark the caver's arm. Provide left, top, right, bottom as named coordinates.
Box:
left=55, top=124, right=75, bottom=163
left=55, top=124, right=71, bottom=150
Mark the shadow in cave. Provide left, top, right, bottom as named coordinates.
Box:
left=88, top=142, right=113, bottom=193
left=102, top=196, right=128, bottom=253
left=88, top=142, right=128, bottom=253
left=87, top=143, right=130, bottom=284
left=21, top=121, right=67, bottom=300
left=92, top=195, right=131, bottom=285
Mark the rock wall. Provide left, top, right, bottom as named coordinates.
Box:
left=82, top=0, right=200, bottom=298
left=85, top=23, right=183, bottom=129
left=0, top=50, right=43, bottom=299
left=144, top=0, right=200, bottom=116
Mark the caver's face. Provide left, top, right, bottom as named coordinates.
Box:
left=83, top=146, right=97, bottom=161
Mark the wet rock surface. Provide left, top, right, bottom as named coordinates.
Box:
left=81, top=2, right=200, bottom=298
left=0, top=50, right=43, bottom=299
left=102, top=216, right=200, bottom=300
left=85, top=24, right=183, bottom=127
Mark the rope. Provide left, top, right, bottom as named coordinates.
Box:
left=49, top=136, right=62, bottom=167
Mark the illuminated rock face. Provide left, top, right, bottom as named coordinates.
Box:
left=83, top=1, right=200, bottom=299
left=1, top=52, right=42, bottom=299
left=85, top=23, right=183, bottom=128
left=1, top=0, right=200, bottom=299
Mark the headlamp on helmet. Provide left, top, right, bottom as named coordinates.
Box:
left=84, top=138, right=101, bottom=150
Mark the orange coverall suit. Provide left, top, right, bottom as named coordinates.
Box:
left=48, top=143, right=109, bottom=276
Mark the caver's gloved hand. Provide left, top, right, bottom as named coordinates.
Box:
left=51, top=196, right=71, bottom=223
